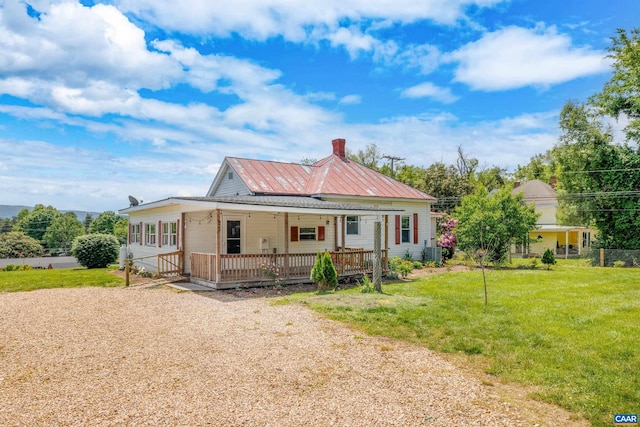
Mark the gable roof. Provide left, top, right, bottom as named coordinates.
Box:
left=209, top=139, right=435, bottom=202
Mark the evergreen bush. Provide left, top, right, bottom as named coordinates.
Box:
left=72, top=233, right=119, bottom=269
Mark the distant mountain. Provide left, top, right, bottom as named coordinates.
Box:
left=0, top=205, right=101, bottom=221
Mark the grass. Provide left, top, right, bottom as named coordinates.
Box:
left=284, top=260, right=640, bottom=427
left=0, top=267, right=124, bottom=292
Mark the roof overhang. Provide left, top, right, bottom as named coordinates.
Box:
left=119, top=196, right=404, bottom=216
left=535, top=225, right=591, bottom=232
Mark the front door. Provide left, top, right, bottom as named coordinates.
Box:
left=226, top=220, right=241, bottom=254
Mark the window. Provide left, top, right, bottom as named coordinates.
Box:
left=145, top=223, right=156, bottom=246
left=162, top=222, right=177, bottom=247
left=130, top=223, right=140, bottom=244
left=346, top=216, right=359, bottom=235
left=401, top=216, right=411, bottom=243
left=299, top=227, right=316, bottom=240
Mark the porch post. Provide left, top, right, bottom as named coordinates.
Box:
left=340, top=215, right=346, bottom=251
left=578, top=231, right=581, bottom=256
left=284, top=213, right=289, bottom=279
left=216, top=209, right=222, bottom=280
left=384, top=215, right=389, bottom=255
left=373, top=220, right=382, bottom=292
left=333, top=216, right=338, bottom=252
left=565, top=230, right=569, bottom=259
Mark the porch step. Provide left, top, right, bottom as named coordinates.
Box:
left=165, top=281, right=216, bottom=291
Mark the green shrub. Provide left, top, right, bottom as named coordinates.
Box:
left=0, top=232, right=44, bottom=258
left=397, top=260, right=413, bottom=278
left=321, top=251, right=338, bottom=291
left=360, top=274, right=375, bottom=293
left=613, top=260, right=626, bottom=268
left=542, top=248, right=556, bottom=270
left=72, top=233, right=119, bottom=269
left=310, top=251, right=337, bottom=292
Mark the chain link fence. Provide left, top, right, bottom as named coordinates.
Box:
left=588, top=248, right=640, bottom=267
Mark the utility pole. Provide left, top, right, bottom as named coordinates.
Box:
left=382, top=155, right=404, bottom=178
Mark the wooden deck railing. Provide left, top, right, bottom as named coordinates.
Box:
left=158, top=251, right=183, bottom=277
left=190, top=249, right=387, bottom=285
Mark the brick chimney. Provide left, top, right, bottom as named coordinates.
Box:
left=332, top=138, right=346, bottom=158
left=549, top=175, right=557, bottom=189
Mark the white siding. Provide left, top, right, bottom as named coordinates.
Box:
left=126, top=205, right=184, bottom=273
left=325, top=197, right=433, bottom=260
left=212, top=165, right=251, bottom=196
left=183, top=211, right=217, bottom=274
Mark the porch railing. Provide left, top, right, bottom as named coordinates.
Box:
left=158, top=251, right=183, bottom=277
left=190, top=249, right=387, bottom=285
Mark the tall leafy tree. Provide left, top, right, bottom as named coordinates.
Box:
left=454, top=187, right=539, bottom=265
left=593, top=28, right=640, bottom=143
left=42, top=212, right=84, bottom=252
left=13, top=205, right=61, bottom=243
left=89, top=211, right=120, bottom=235
left=553, top=28, right=640, bottom=249
left=347, top=143, right=383, bottom=171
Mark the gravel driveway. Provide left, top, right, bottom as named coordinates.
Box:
left=0, top=284, right=586, bottom=426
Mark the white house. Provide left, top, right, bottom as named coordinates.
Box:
left=119, top=139, right=437, bottom=288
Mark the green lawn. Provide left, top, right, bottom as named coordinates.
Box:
left=0, top=267, right=124, bottom=292
left=283, top=260, right=640, bottom=427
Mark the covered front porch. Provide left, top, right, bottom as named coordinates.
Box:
left=176, top=196, right=399, bottom=289
left=513, top=225, right=593, bottom=259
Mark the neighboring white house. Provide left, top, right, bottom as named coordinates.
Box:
left=119, top=139, right=437, bottom=288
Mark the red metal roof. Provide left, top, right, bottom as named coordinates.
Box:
left=225, top=151, right=436, bottom=201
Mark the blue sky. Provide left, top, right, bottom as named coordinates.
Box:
left=1, top=0, right=637, bottom=212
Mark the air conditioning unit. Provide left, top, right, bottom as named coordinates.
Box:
left=259, top=237, right=269, bottom=250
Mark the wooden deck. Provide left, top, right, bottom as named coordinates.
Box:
left=190, top=249, right=386, bottom=289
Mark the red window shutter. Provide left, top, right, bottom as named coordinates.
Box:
left=413, top=213, right=419, bottom=244
left=128, top=223, right=132, bottom=244
left=139, top=222, right=143, bottom=245
left=158, top=221, right=162, bottom=248
left=395, top=215, right=400, bottom=245
left=318, top=226, right=325, bottom=241
left=176, top=219, right=181, bottom=250
left=291, top=226, right=299, bottom=242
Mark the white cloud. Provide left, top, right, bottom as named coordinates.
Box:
left=447, top=25, right=610, bottom=90
left=113, top=0, right=506, bottom=39
left=395, top=43, right=442, bottom=74
left=339, top=95, right=362, bottom=105
left=400, top=82, right=459, bottom=103
left=0, top=1, right=181, bottom=90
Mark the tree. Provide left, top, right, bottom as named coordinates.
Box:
left=437, top=216, right=457, bottom=261
left=42, top=212, right=84, bottom=252
left=310, top=251, right=338, bottom=292
left=410, top=162, right=474, bottom=213
left=594, top=28, right=640, bottom=143
left=0, top=217, right=16, bottom=234
left=83, top=213, right=93, bottom=232
left=347, top=143, right=383, bottom=170
left=89, top=211, right=121, bottom=235
left=72, top=234, right=119, bottom=268
left=114, top=217, right=129, bottom=245
left=454, top=187, right=538, bottom=305
left=0, top=232, right=44, bottom=258
left=514, top=151, right=557, bottom=183
left=542, top=248, right=556, bottom=270
left=13, top=205, right=61, bottom=243
left=555, top=100, right=640, bottom=249
left=454, top=187, right=539, bottom=265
